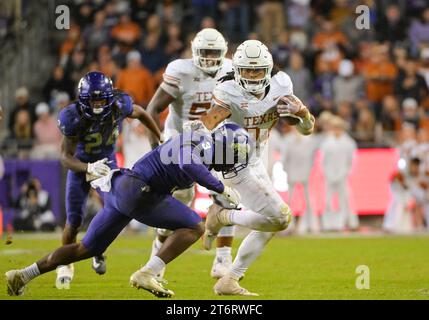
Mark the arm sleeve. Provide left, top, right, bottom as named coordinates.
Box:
left=159, top=61, right=183, bottom=98
left=179, top=144, right=225, bottom=194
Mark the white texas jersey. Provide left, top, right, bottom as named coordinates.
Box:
left=212, top=71, right=293, bottom=158
left=160, top=58, right=233, bottom=139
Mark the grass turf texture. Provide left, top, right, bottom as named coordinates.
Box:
left=1, top=233, right=428, bottom=300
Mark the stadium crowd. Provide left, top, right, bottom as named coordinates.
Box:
left=1, top=0, right=429, bottom=233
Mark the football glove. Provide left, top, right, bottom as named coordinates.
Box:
left=222, top=186, right=241, bottom=207
left=87, top=158, right=111, bottom=180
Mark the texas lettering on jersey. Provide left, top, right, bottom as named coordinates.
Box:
left=212, top=71, right=293, bottom=155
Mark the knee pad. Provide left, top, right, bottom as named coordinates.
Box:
left=269, top=204, right=292, bottom=231
left=173, top=187, right=195, bottom=206
left=156, top=228, right=173, bottom=237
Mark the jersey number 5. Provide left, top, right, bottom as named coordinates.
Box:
left=189, top=102, right=211, bottom=120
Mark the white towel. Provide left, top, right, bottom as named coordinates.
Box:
left=90, top=169, right=120, bottom=192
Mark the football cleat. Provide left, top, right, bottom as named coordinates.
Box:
left=214, top=275, right=258, bottom=296
left=55, top=264, right=74, bottom=290
left=210, top=256, right=232, bottom=279
left=92, top=255, right=107, bottom=275
left=203, top=204, right=229, bottom=250
left=130, top=270, right=174, bottom=298
left=5, top=270, right=26, bottom=296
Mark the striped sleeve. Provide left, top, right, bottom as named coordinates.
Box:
left=159, top=61, right=182, bottom=98
left=212, top=86, right=231, bottom=110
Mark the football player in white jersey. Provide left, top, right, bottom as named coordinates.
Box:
left=194, top=40, right=316, bottom=296
left=146, top=28, right=236, bottom=281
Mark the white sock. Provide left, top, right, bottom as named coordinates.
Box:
left=141, top=256, right=166, bottom=276
left=229, top=231, right=275, bottom=281
left=229, top=209, right=277, bottom=231
left=150, top=237, right=163, bottom=258
left=216, top=246, right=232, bottom=259
left=20, top=263, right=40, bottom=284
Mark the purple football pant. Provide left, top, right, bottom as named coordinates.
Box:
left=81, top=171, right=202, bottom=256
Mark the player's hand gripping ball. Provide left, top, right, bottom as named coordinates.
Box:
left=277, top=94, right=308, bottom=125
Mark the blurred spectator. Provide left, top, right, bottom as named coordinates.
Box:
left=111, top=12, right=142, bottom=48
left=395, top=59, right=429, bottom=103
left=31, top=103, right=62, bottom=160
left=376, top=4, right=408, bottom=44
left=281, top=126, right=320, bottom=233
left=82, top=10, right=110, bottom=56
left=131, top=0, right=156, bottom=27
left=311, top=59, right=336, bottom=115
left=383, top=157, right=421, bottom=233
left=64, top=49, right=88, bottom=84
left=380, top=95, right=402, bottom=142
left=104, top=0, right=120, bottom=28
left=221, top=0, right=250, bottom=44
left=8, top=87, right=36, bottom=134
left=353, top=107, right=376, bottom=145
left=164, top=23, right=185, bottom=60
left=59, top=25, right=83, bottom=64
left=258, top=0, right=285, bottom=46
left=401, top=97, right=420, bottom=129
left=96, top=45, right=120, bottom=80
left=10, top=109, right=34, bottom=158
left=74, top=2, right=94, bottom=28
left=271, top=30, right=291, bottom=69
left=122, top=119, right=152, bottom=168
left=140, top=33, right=169, bottom=74
left=192, top=0, right=219, bottom=30
left=42, top=66, right=75, bottom=105
left=285, top=51, right=312, bottom=104
left=332, top=59, right=364, bottom=105
left=320, top=116, right=358, bottom=231
left=409, top=7, right=429, bottom=56
left=52, top=92, right=71, bottom=116
left=13, top=178, right=56, bottom=232
left=330, top=0, right=351, bottom=26
left=286, top=0, right=310, bottom=29
left=116, top=50, right=155, bottom=106
left=419, top=48, right=429, bottom=89
left=361, top=44, right=398, bottom=105
left=156, top=0, right=184, bottom=26
left=312, top=19, right=348, bottom=52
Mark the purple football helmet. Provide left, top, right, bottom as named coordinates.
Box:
left=78, top=71, right=115, bottom=120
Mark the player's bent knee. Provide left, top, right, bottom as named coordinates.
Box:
left=67, top=214, right=84, bottom=230
left=271, top=204, right=292, bottom=231
left=156, top=228, right=174, bottom=237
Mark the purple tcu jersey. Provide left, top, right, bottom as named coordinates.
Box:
left=131, top=133, right=224, bottom=195
left=58, top=92, right=133, bottom=162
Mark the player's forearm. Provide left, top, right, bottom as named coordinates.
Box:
left=201, top=105, right=231, bottom=130
left=60, top=153, right=88, bottom=173
left=136, top=107, right=161, bottom=142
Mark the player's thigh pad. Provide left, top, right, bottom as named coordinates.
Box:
left=133, top=194, right=202, bottom=231
left=66, top=170, right=91, bottom=228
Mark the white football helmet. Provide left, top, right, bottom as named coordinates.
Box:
left=192, top=28, right=228, bottom=74
left=232, top=40, right=273, bottom=94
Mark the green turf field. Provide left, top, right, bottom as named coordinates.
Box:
left=1, top=232, right=428, bottom=300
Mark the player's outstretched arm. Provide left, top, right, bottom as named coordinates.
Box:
left=201, top=105, right=231, bottom=131
left=146, top=87, right=176, bottom=148
left=129, top=104, right=162, bottom=142
left=60, top=136, right=88, bottom=172
left=277, top=95, right=315, bottom=135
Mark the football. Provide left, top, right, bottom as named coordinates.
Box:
left=277, top=95, right=305, bottom=125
